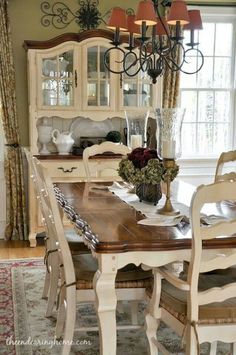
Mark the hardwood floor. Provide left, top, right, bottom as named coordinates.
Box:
left=0, top=238, right=45, bottom=259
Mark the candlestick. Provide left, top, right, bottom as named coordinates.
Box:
left=157, top=159, right=180, bottom=216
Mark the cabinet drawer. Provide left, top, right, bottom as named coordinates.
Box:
left=42, top=161, right=85, bottom=181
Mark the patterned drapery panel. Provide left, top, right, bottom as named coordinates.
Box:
left=0, top=1, right=27, bottom=240
left=162, top=26, right=181, bottom=109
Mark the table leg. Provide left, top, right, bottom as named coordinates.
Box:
left=93, top=266, right=117, bottom=355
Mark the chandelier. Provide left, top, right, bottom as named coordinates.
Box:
left=104, top=0, right=204, bottom=84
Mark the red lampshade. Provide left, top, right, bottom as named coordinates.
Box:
left=127, top=14, right=141, bottom=35
left=167, top=0, right=190, bottom=25
left=184, top=10, right=203, bottom=30
left=107, top=7, right=127, bottom=31
left=134, top=0, right=157, bottom=26
left=156, top=17, right=170, bottom=36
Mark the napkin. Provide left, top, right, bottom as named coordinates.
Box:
left=200, top=214, right=228, bottom=225
left=137, top=214, right=184, bottom=227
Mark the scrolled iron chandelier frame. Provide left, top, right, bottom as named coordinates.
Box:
left=104, top=0, right=204, bottom=84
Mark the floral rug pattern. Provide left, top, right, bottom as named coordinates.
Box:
left=0, top=259, right=232, bottom=355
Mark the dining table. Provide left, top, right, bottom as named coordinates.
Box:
left=55, top=180, right=236, bottom=355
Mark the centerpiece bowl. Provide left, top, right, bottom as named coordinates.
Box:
left=118, top=147, right=165, bottom=205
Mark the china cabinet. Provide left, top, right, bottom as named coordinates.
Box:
left=24, top=29, right=161, bottom=246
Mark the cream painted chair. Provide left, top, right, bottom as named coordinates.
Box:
left=34, top=157, right=152, bottom=355
left=214, top=150, right=236, bottom=182
left=24, top=149, right=88, bottom=318
left=82, top=141, right=131, bottom=191
left=145, top=180, right=236, bottom=355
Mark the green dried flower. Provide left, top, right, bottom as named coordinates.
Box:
left=118, top=158, right=166, bottom=185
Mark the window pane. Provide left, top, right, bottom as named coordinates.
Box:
left=197, top=123, right=214, bottom=154
left=181, top=91, right=197, bottom=123
left=198, top=91, right=214, bottom=123
left=180, top=56, right=197, bottom=87
left=181, top=123, right=196, bottom=155
left=215, top=23, right=232, bottom=56
left=215, top=92, right=230, bottom=122
left=198, top=23, right=215, bottom=56
left=180, top=15, right=234, bottom=157
left=214, top=58, right=231, bottom=88
left=213, top=123, right=231, bottom=153
left=197, top=57, right=214, bottom=88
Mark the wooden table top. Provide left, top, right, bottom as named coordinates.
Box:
left=56, top=181, right=236, bottom=254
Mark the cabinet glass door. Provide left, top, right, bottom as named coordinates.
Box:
left=41, top=50, right=74, bottom=106
left=87, top=46, right=110, bottom=107
left=122, top=63, right=153, bottom=108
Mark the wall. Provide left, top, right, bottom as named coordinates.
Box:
left=8, top=0, right=234, bottom=146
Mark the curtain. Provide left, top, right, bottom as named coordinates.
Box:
left=0, top=1, right=27, bottom=240
left=162, top=27, right=181, bottom=108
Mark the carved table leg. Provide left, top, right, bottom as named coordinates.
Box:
left=93, top=256, right=117, bottom=355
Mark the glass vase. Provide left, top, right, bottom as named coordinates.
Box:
left=155, top=108, right=186, bottom=159
left=125, top=110, right=149, bottom=150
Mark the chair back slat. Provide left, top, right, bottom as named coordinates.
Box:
left=198, top=283, right=236, bottom=306
left=188, top=180, right=236, bottom=321
left=200, top=220, right=236, bottom=240
left=215, top=150, right=236, bottom=182
left=83, top=141, right=131, bottom=183
left=200, top=251, right=236, bottom=273
left=29, top=154, right=76, bottom=286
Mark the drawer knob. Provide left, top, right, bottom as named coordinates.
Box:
left=57, top=166, right=77, bottom=173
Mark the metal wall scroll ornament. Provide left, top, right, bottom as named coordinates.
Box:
left=41, top=0, right=107, bottom=31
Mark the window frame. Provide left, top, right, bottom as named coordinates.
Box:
left=177, top=6, right=236, bottom=182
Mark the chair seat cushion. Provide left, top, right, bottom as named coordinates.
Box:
left=73, top=254, right=153, bottom=290
left=158, top=272, right=236, bottom=324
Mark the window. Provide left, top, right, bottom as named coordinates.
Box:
left=180, top=7, right=236, bottom=158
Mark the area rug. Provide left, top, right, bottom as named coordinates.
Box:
left=0, top=259, right=231, bottom=355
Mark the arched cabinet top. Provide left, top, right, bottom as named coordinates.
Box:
left=23, top=29, right=130, bottom=50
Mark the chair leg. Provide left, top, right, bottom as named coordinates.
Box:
left=231, top=342, right=236, bottom=355
left=42, top=268, right=50, bottom=299
left=185, top=325, right=198, bottom=355
left=209, top=341, right=217, bottom=355
left=55, top=283, right=66, bottom=339
left=61, top=286, right=76, bottom=355
left=45, top=253, right=60, bottom=317
left=145, top=270, right=162, bottom=355
left=145, top=314, right=159, bottom=355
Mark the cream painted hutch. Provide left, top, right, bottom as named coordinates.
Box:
left=24, top=29, right=161, bottom=246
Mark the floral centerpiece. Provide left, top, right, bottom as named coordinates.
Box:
left=118, top=147, right=179, bottom=205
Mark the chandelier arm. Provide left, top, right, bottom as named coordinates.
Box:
left=154, top=2, right=172, bottom=41
left=123, top=51, right=142, bottom=77
left=137, top=44, right=150, bottom=73
left=179, top=47, right=204, bottom=75
left=104, top=47, right=128, bottom=75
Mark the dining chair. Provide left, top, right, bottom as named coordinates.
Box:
left=24, top=149, right=89, bottom=318
left=34, top=157, right=152, bottom=355
left=214, top=150, right=236, bottom=182
left=82, top=141, right=131, bottom=190
left=145, top=180, right=236, bottom=355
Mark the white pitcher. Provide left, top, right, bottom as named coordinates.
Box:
left=51, top=129, right=74, bottom=155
